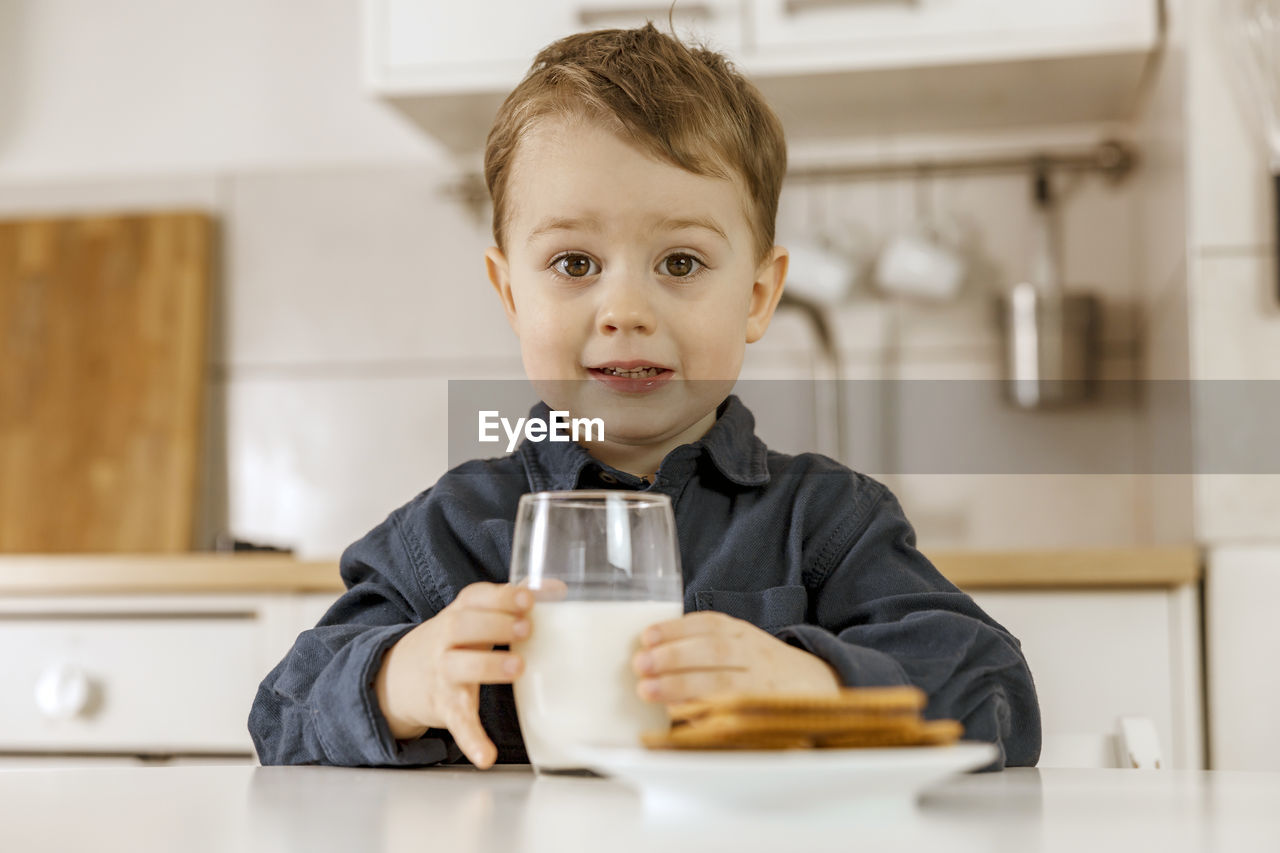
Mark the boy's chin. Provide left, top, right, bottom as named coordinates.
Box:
left=529, top=379, right=732, bottom=417
left=533, top=379, right=733, bottom=433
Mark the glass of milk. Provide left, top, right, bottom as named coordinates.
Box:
left=509, top=490, right=683, bottom=772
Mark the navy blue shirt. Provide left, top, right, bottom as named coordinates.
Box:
left=249, top=396, right=1041, bottom=768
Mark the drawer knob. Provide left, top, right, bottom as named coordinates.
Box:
left=35, top=664, right=95, bottom=720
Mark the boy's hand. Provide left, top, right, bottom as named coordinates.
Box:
left=631, top=612, right=841, bottom=705
left=374, top=582, right=532, bottom=769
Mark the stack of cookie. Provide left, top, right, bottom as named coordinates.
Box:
left=641, top=686, right=963, bottom=751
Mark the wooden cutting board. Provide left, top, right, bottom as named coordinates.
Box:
left=0, top=212, right=214, bottom=552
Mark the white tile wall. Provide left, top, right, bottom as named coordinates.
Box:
left=0, top=0, right=439, bottom=180
left=1187, top=254, right=1280, bottom=542
left=777, top=160, right=1143, bottom=360
left=1178, top=0, right=1280, bottom=548
left=235, top=140, right=1148, bottom=557
left=1186, top=0, right=1277, bottom=253
left=1177, top=0, right=1280, bottom=773
left=222, top=374, right=452, bottom=558
left=1128, top=0, right=1194, bottom=546
left=1196, top=476, right=1280, bottom=543
left=774, top=145, right=1155, bottom=552
left=895, top=475, right=1147, bottom=550
left=0, top=137, right=1160, bottom=558
left=1133, top=23, right=1190, bottom=327
left=1190, top=253, right=1280, bottom=380
left=1142, top=262, right=1192, bottom=381
left=0, top=175, right=223, bottom=218
left=223, top=167, right=518, bottom=368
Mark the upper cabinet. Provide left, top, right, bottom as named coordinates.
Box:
left=748, top=0, right=1157, bottom=69
left=365, top=0, right=1162, bottom=156
left=370, top=1, right=744, bottom=92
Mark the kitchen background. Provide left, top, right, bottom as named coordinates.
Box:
left=0, top=0, right=1277, bottom=771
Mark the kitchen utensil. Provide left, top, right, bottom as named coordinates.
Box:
left=874, top=172, right=967, bottom=300
left=1227, top=0, right=1280, bottom=301
left=784, top=239, right=858, bottom=304
left=874, top=226, right=966, bottom=300
left=509, top=491, right=683, bottom=773
left=0, top=212, right=214, bottom=552
left=996, top=165, right=1100, bottom=409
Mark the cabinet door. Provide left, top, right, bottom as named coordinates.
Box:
left=0, top=615, right=263, bottom=753
left=371, top=0, right=746, bottom=91
left=969, top=588, right=1202, bottom=769
left=748, top=0, right=1158, bottom=67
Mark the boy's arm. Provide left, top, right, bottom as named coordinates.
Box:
left=248, top=505, right=458, bottom=767
left=775, top=478, right=1042, bottom=769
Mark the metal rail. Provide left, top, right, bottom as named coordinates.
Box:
left=784, top=139, right=1137, bottom=185
left=443, top=140, right=1139, bottom=224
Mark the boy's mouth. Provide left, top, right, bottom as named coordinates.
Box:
left=589, top=360, right=672, bottom=376
left=596, top=366, right=665, bottom=378
left=587, top=361, right=674, bottom=392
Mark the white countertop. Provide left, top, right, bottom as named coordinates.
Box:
left=2, top=764, right=1276, bottom=853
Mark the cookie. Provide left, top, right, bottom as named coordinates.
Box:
left=643, top=686, right=964, bottom=752
left=679, top=710, right=922, bottom=738
left=668, top=686, right=927, bottom=723
left=642, top=719, right=963, bottom=751
left=641, top=728, right=814, bottom=750
left=817, top=719, right=964, bottom=748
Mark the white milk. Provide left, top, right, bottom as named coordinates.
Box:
left=512, top=599, right=681, bottom=770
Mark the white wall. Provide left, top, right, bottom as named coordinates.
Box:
left=1178, top=0, right=1280, bottom=771
left=1, top=1, right=1171, bottom=559
left=0, top=0, right=440, bottom=179
left=1130, top=0, right=1194, bottom=548
left=772, top=129, right=1155, bottom=551
left=1185, top=0, right=1280, bottom=542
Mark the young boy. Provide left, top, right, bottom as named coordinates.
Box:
left=249, top=24, right=1040, bottom=770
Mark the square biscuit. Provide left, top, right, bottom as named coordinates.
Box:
left=817, top=719, right=964, bottom=748
left=668, top=686, right=926, bottom=723
left=681, top=711, right=924, bottom=738
left=641, top=728, right=816, bottom=750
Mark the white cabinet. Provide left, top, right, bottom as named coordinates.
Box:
left=0, top=593, right=337, bottom=758
left=749, top=0, right=1157, bottom=68
left=364, top=0, right=1161, bottom=155
left=368, top=0, right=745, bottom=94
left=0, top=557, right=1203, bottom=769
left=971, top=586, right=1203, bottom=769
left=1204, top=546, right=1280, bottom=771
left=1, top=614, right=261, bottom=753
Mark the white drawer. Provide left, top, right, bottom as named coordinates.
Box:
left=748, top=0, right=1157, bottom=65
left=0, top=614, right=264, bottom=754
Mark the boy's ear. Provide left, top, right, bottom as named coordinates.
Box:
left=485, top=246, right=519, bottom=330
left=745, top=246, right=789, bottom=343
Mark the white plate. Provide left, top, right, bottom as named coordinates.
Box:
left=568, top=741, right=1000, bottom=817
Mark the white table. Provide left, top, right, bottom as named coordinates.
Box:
left=1, top=764, right=1276, bottom=853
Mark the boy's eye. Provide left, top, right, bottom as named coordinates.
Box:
left=554, top=254, right=599, bottom=278
left=662, top=254, right=701, bottom=277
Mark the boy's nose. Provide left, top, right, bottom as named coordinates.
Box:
left=597, top=280, right=657, bottom=336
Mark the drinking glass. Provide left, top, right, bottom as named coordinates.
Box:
left=509, top=490, right=683, bottom=771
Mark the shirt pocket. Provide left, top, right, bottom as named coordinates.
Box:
left=692, top=585, right=809, bottom=634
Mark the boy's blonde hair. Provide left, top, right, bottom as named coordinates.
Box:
left=484, top=23, right=787, bottom=266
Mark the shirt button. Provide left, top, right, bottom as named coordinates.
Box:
left=598, top=472, right=619, bottom=484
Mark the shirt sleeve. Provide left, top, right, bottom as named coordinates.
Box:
left=773, top=477, right=1042, bottom=769
left=248, top=500, right=462, bottom=767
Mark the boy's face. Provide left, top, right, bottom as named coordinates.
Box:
left=485, top=118, right=787, bottom=450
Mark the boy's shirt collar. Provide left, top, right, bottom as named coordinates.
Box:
left=518, top=394, right=770, bottom=491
